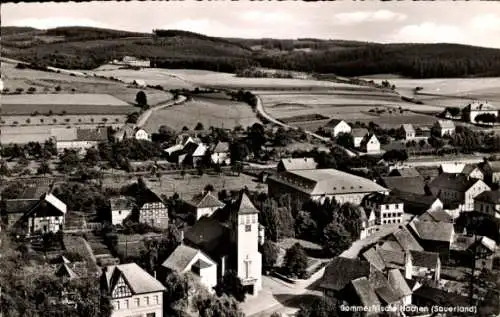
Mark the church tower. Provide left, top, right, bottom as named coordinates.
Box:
left=232, top=193, right=262, bottom=295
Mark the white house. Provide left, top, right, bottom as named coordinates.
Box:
left=211, top=141, right=231, bottom=165
left=134, top=128, right=150, bottom=141
left=352, top=128, right=369, bottom=148
left=361, top=134, right=381, bottom=154
left=325, top=119, right=351, bottom=137
left=102, top=263, right=166, bottom=317
left=402, top=124, right=416, bottom=140
left=434, top=120, right=455, bottom=137
left=463, top=101, right=498, bottom=124
left=162, top=244, right=218, bottom=290
left=362, top=192, right=404, bottom=226
left=110, top=197, right=134, bottom=226
left=184, top=192, right=226, bottom=221
left=51, top=127, right=108, bottom=153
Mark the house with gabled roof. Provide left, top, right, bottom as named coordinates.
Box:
left=433, top=120, right=455, bottom=137
left=362, top=192, right=405, bottom=226
left=418, top=209, right=454, bottom=223
left=402, top=124, right=416, bottom=140
left=101, top=262, right=166, bottom=317
left=360, top=134, right=381, bottom=154
left=134, top=179, right=168, bottom=229
left=51, top=127, right=108, bottom=154
left=408, top=218, right=455, bottom=262
left=324, top=119, right=351, bottom=137
left=428, top=173, right=490, bottom=212
left=481, top=159, right=500, bottom=184
left=162, top=244, right=218, bottom=290
left=184, top=192, right=226, bottom=221
left=14, top=193, right=67, bottom=236
left=276, top=157, right=317, bottom=173
left=165, top=192, right=263, bottom=296
left=110, top=196, right=135, bottom=226
left=211, top=141, right=231, bottom=165
left=474, top=189, right=500, bottom=218
left=351, top=128, right=369, bottom=148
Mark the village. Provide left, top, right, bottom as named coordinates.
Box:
left=1, top=4, right=500, bottom=315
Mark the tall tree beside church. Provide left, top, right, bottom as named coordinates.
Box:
left=214, top=270, right=246, bottom=302
left=322, top=220, right=353, bottom=257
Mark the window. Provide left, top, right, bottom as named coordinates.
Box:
left=245, top=225, right=251, bottom=232
left=154, top=295, right=159, bottom=305
left=118, top=210, right=122, bottom=215
left=135, top=298, right=140, bottom=307
left=385, top=205, right=389, bottom=210
left=146, top=313, right=156, bottom=317
left=124, top=299, right=129, bottom=309
left=144, top=296, right=149, bottom=305
left=114, top=300, right=120, bottom=310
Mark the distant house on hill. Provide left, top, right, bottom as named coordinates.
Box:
left=462, top=101, right=498, bottom=124
left=402, top=124, right=416, bottom=140
left=277, top=157, right=317, bottom=173
left=324, top=119, right=351, bottom=137
left=51, top=127, right=108, bottom=154
left=433, top=120, right=455, bottom=137
left=211, top=141, right=231, bottom=165
left=120, top=56, right=151, bottom=68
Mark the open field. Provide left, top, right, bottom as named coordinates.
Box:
left=363, top=76, right=500, bottom=108
left=143, top=96, right=259, bottom=132
left=1, top=62, right=173, bottom=105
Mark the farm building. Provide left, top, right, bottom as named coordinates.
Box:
left=120, top=56, right=151, bottom=68
left=14, top=193, right=67, bottom=236
left=324, top=119, right=351, bottom=137
left=113, top=125, right=150, bottom=141
left=51, top=127, right=109, bottom=153
left=462, top=101, right=498, bottom=124
left=433, top=120, right=455, bottom=137
left=267, top=168, right=389, bottom=206
left=135, top=182, right=169, bottom=229
left=360, top=134, right=381, bottom=154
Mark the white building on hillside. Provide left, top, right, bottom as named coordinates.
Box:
left=325, top=119, right=351, bottom=137
left=463, top=101, right=498, bottom=124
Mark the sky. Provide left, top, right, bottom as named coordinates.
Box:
left=2, top=1, right=500, bottom=48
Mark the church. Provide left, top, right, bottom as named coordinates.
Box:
left=162, top=192, right=264, bottom=296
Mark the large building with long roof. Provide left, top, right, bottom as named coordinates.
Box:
left=267, top=168, right=389, bottom=205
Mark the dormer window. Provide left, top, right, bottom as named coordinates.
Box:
left=245, top=225, right=251, bottom=232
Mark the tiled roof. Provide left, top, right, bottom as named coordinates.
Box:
left=364, top=192, right=403, bottom=205
left=237, top=193, right=259, bottom=215
left=184, top=217, right=230, bottom=255
left=392, top=191, right=440, bottom=209
left=213, top=141, right=229, bottom=153
left=106, top=263, right=165, bottom=294
left=462, top=164, right=482, bottom=176
left=352, top=128, right=369, bottom=138
left=418, top=209, right=454, bottom=223
left=192, top=258, right=214, bottom=269
left=326, top=119, right=345, bottom=127
left=187, top=193, right=225, bottom=209
left=391, top=226, right=424, bottom=251
left=429, top=173, right=481, bottom=193
left=362, top=248, right=387, bottom=271
left=410, top=250, right=439, bottom=269
left=162, top=244, right=201, bottom=272
left=270, top=169, right=387, bottom=196
left=436, top=120, right=455, bottom=130
left=402, top=124, right=415, bottom=134
left=110, top=196, right=134, bottom=211
left=474, top=190, right=500, bottom=204
left=388, top=167, right=420, bottom=178
left=51, top=127, right=78, bottom=141
left=278, top=158, right=317, bottom=171
left=388, top=269, right=412, bottom=297
left=380, top=176, right=426, bottom=195
left=351, top=277, right=381, bottom=309
left=409, top=219, right=454, bottom=242
left=320, top=257, right=371, bottom=291
left=374, top=285, right=400, bottom=305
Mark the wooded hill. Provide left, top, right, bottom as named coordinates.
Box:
left=2, top=26, right=500, bottom=78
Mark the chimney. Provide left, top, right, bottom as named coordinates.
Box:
left=180, top=230, right=184, bottom=242
left=404, top=251, right=413, bottom=280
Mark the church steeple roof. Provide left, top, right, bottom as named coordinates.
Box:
left=237, top=193, right=259, bottom=215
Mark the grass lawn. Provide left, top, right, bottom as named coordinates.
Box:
left=143, top=97, right=259, bottom=132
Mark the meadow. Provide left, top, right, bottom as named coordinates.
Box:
left=1, top=62, right=173, bottom=105
left=143, top=95, right=259, bottom=132
left=363, top=76, right=500, bottom=108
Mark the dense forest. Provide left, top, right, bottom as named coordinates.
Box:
left=3, top=26, right=500, bottom=78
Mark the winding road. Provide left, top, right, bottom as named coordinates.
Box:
left=135, top=95, right=187, bottom=128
